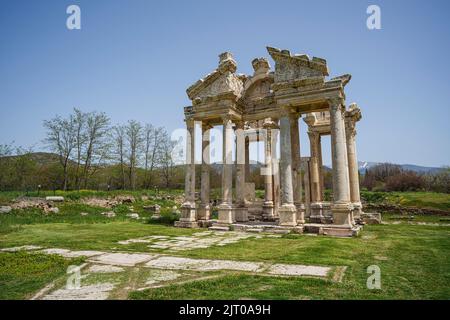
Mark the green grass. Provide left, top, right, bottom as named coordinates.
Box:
left=0, top=190, right=449, bottom=299
left=0, top=251, right=84, bottom=300
left=361, top=191, right=450, bottom=211
left=1, top=221, right=449, bottom=299
left=129, top=223, right=450, bottom=299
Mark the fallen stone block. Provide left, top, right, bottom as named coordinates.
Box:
left=0, top=206, right=12, bottom=214
left=45, top=196, right=64, bottom=202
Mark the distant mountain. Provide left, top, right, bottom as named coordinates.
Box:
left=358, top=161, right=444, bottom=174
left=2, top=152, right=445, bottom=175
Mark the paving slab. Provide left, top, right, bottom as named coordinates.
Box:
left=267, top=264, right=330, bottom=277
left=196, top=260, right=265, bottom=272
left=1, top=245, right=42, bottom=252
left=39, top=248, right=105, bottom=258
left=42, top=283, right=115, bottom=300
left=87, top=264, right=125, bottom=273
left=144, top=256, right=211, bottom=270
left=89, top=252, right=157, bottom=266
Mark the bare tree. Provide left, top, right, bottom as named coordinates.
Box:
left=81, top=111, right=110, bottom=188
left=125, top=120, right=143, bottom=190
left=143, top=124, right=165, bottom=188
left=73, top=108, right=87, bottom=189
left=159, top=129, right=176, bottom=188
left=43, top=115, right=76, bottom=190
left=112, top=125, right=126, bottom=189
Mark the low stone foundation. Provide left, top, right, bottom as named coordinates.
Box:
left=206, top=221, right=362, bottom=238
left=174, top=220, right=199, bottom=228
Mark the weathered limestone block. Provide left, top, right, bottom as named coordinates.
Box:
left=0, top=206, right=12, bottom=214
left=45, top=196, right=64, bottom=202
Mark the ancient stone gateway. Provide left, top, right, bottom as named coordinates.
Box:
left=175, top=47, right=371, bottom=237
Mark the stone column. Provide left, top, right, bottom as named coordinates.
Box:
left=290, top=113, right=304, bottom=224
left=262, top=119, right=275, bottom=219
left=218, top=116, right=234, bottom=224
left=345, top=114, right=362, bottom=219
left=308, top=130, right=324, bottom=221
left=329, top=98, right=352, bottom=227
left=272, top=126, right=281, bottom=216
left=278, top=113, right=297, bottom=226
left=198, top=122, right=212, bottom=221
left=177, top=118, right=198, bottom=227
left=301, top=157, right=311, bottom=218
left=245, top=136, right=250, bottom=182
left=317, top=135, right=325, bottom=201
left=234, top=121, right=248, bottom=222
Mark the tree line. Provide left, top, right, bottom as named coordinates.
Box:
left=0, top=108, right=183, bottom=191
left=361, top=163, right=449, bottom=193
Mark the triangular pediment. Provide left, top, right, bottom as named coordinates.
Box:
left=186, top=53, right=244, bottom=101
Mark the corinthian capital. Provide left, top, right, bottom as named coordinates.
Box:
left=327, top=97, right=345, bottom=113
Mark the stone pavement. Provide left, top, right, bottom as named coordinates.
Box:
left=117, top=230, right=276, bottom=251
left=2, top=243, right=345, bottom=300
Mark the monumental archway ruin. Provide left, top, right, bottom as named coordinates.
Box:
left=175, top=47, right=377, bottom=237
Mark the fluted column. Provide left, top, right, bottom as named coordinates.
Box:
left=278, top=113, right=297, bottom=226
left=272, top=126, right=281, bottom=216
left=262, top=119, right=275, bottom=219
left=234, top=121, right=248, bottom=222
left=290, top=113, right=304, bottom=224
left=317, top=135, right=324, bottom=201
left=218, top=116, right=234, bottom=224
left=302, top=157, right=311, bottom=218
left=308, top=130, right=324, bottom=221
left=345, top=114, right=362, bottom=218
left=308, top=131, right=321, bottom=202
left=198, top=122, right=212, bottom=220
left=245, top=136, right=250, bottom=182
left=329, top=98, right=352, bottom=227
left=178, top=118, right=197, bottom=227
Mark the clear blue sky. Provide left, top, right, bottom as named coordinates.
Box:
left=1, top=0, right=449, bottom=167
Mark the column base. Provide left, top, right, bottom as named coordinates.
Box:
left=278, top=204, right=297, bottom=227
left=218, top=203, right=234, bottom=224
left=320, top=225, right=361, bottom=237
left=197, top=204, right=211, bottom=221
left=331, top=202, right=354, bottom=227
left=174, top=220, right=199, bottom=228
left=295, top=203, right=305, bottom=224
left=234, top=206, right=248, bottom=222
left=175, top=202, right=198, bottom=228
left=310, top=202, right=325, bottom=223
left=262, top=201, right=275, bottom=220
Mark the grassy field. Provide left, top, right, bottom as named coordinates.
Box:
left=361, top=191, right=450, bottom=211
left=0, top=190, right=449, bottom=300
left=0, top=251, right=84, bottom=299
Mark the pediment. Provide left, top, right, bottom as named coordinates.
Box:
left=186, top=53, right=244, bottom=101
left=267, top=47, right=329, bottom=83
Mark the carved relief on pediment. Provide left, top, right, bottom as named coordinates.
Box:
left=193, top=72, right=243, bottom=100
left=274, top=56, right=324, bottom=82
left=244, top=78, right=272, bottom=101
left=267, top=47, right=329, bottom=84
